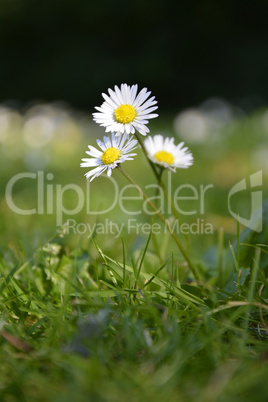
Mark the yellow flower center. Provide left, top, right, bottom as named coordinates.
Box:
left=154, top=150, right=174, bottom=165
left=114, top=104, right=137, bottom=124
left=101, top=147, right=121, bottom=165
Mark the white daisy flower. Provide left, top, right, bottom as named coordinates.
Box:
left=81, top=132, right=138, bottom=181
left=144, top=134, right=194, bottom=172
left=92, top=83, right=158, bottom=136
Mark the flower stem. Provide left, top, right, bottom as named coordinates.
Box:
left=135, top=132, right=182, bottom=223
left=151, top=168, right=164, bottom=262
left=135, top=132, right=191, bottom=253
left=117, top=165, right=200, bottom=281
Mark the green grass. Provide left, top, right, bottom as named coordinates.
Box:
left=1, top=230, right=268, bottom=401
left=0, top=105, right=268, bottom=401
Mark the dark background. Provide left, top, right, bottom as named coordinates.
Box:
left=1, top=0, right=268, bottom=112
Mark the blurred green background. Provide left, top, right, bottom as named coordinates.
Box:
left=1, top=0, right=268, bottom=111
left=0, top=0, right=268, bottom=263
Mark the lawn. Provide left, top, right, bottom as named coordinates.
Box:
left=0, top=99, right=268, bottom=401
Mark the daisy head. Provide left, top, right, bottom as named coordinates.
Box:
left=81, top=132, right=138, bottom=181
left=144, top=134, right=194, bottom=172
left=92, top=83, right=158, bottom=136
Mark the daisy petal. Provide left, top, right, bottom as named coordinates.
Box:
left=92, top=84, right=158, bottom=136
left=144, top=134, right=194, bottom=172
left=81, top=132, right=138, bottom=182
